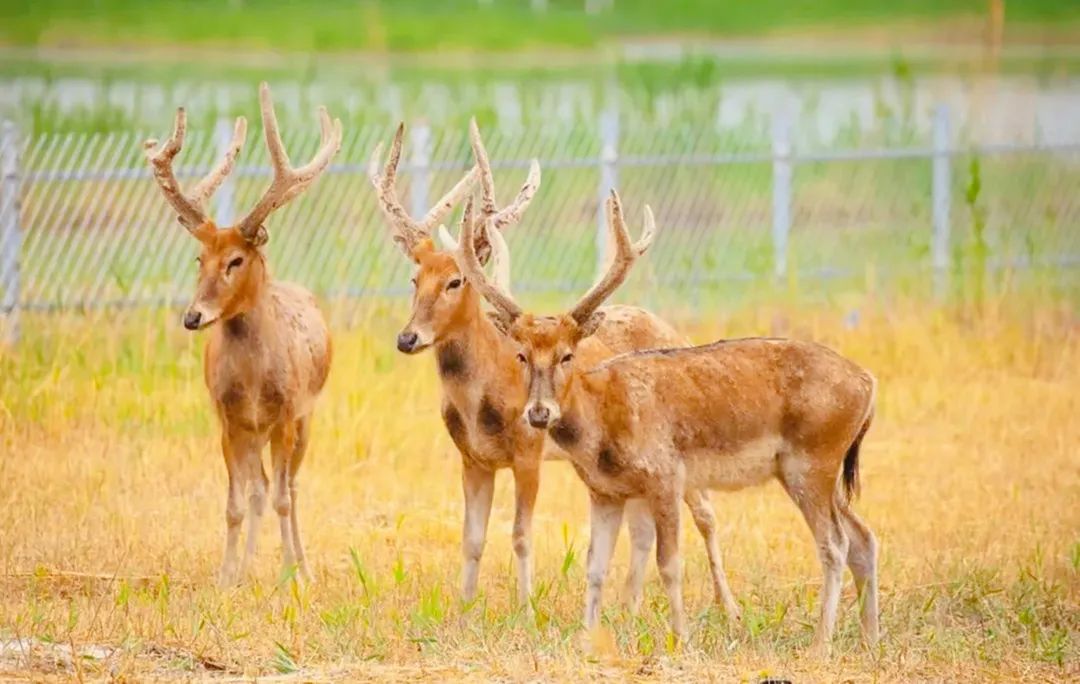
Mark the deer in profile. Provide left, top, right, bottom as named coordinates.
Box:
left=458, top=191, right=879, bottom=651
left=368, top=121, right=741, bottom=620
left=143, top=82, right=342, bottom=585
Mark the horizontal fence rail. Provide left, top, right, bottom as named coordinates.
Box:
left=1, top=107, right=1078, bottom=339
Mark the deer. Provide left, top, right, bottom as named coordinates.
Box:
left=457, top=189, right=879, bottom=652
left=143, top=82, right=342, bottom=586
left=368, top=120, right=742, bottom=621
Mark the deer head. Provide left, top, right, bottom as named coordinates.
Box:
left=144, top=82, right=342, bottom=331
left=369, top=118, right=540, bottom=353
left=458, top=189, right=655, bottom=427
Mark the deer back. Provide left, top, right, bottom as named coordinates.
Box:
left=566, top=338, right=874, bottom=495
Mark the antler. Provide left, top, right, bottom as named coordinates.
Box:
left=233, top=82, right=343, bottom=244
left=444, top=194, right=513, bottom=290
left=369, top=123, right=480, bottom=256
left=143, top=108, right=247, bottom=232
left=461, top=188, right=656, bottom=329
left=568, top=190, right=656, bottom=325
left=465, top=118, right=541, bottom=263
left=457, top=196, right=522, bottom=326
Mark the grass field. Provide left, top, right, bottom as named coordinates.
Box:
left=1, top=0, right=1077, bottom=53
left=0, top=297, right=1077, bottom=681
left=1, top=2, right=1077, bottom=680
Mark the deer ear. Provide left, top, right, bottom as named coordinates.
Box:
left=576, top=311, right=606, bottom=340
left=189, top=219, right=218, bottom=242
left=245, top=225, right=270, bottom=247
left=406, top=237, right=434, bottom=263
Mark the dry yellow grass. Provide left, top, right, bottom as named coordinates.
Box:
left=0, top=299, right=1077, bottom=682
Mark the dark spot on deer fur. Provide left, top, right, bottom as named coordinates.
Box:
left=225, top=315, right=248, bottom=339
left=437, top=341, right=467, bottom=380
left=221, top=382, right=244, bottom=409
left=260, top=381, right=285, bottom=413
left=478, top=395, right=504, bottom=435
left=549, top=417, right=580, bottom=448
left=597, top=443, right=622, bottom=475
left=442, top=404, right=468, bottom=453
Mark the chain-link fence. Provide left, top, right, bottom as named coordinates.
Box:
left=1, top=106, right=1078, bottom=339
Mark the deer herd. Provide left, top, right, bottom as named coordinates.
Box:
left=144, top=84, right=880, bottom=655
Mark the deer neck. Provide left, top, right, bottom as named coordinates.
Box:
left=434, top=297, right=516, bottom=391
left=564, top=363, right=626, bottom=448
left=543, top=365, right=598, bottom=454
left=221, top=272, right=273, bottom=344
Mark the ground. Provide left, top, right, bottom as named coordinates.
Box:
left=0, top=299, right=1076, bottom=681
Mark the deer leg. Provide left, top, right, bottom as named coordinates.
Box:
left=288, top=416, right=312, bottom=583
left=583, top=495, right=625, bottom=631
left=219, top=431, right=246, bottom=587
left=684, top=488, right=741, bottom=621
left=780, top=466, right=849, bottom=656
left=270, top=422, right=298, bottom=579
left=622, top=498, right=655, bottom=615
left=511, top=461, right=540, bottom=610
left=460, top=464, right=495, bottom=603
left=240, top=438, right=268, bottom=578
left=840, top=506, right=879, bottom=647
left=651, top=491, right=687, bottom=643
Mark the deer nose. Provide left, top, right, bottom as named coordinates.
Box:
left=526, top=405, right=551, bottom=428
left=183, top=310, right=202, bottom=331
left=397, top=331, right=419, bottom=353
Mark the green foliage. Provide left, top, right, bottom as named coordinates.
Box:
left=349, top=546, right=372, bottom=596
left=411, top=584, right=447, bottom=631
left=271, top=641, right=299, bottom=674
left=559, top=523, right=578, bottom=579
left=953, top=155, right=990, bottom=308
left=0, top=1, right=1075, bottom=54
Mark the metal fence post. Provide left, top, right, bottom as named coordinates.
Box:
left=596, top=107, right=619, bottom=278
left=214, top=116, right=237, bottom=226
left=771, top=109, right=792, bottom=279
left=1, top=121, right=20, bottom=344
left=932, top=104, right=951, bottom=298
left=409, top=121, right=432, bottom=222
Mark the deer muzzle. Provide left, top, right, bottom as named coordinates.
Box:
left=397, top=330, right=420, bottom=353
left=182, top=302, right=220, bottom=331
left=396, top=322, right=433, bottom=354
left=525, top=400, right=560, bottom=429
left=183, top=310, right=202, bottom=330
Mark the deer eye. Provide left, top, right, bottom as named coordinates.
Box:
left=227, top=256, right=244, bottom=272
left=561, top=353, right=574, bottom=365
left=410, top=276, right=418, bottom=288
left=516, top=352, right=527, bottom=364
left=446, top=278, right=462, bottom=291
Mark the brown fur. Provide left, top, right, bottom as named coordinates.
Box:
left=376, top=131, right=739, bottom=617
left=190, top=222, right=330, bottom=586
left=458, top=189, right=877, bottom=649
left=146, top=87, right=339, bottom=587
left=400, top=242, right=740, bottom=616
left=198, top=228, right=331, bottom=433
left=509, top=314, right=878, bottom=649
